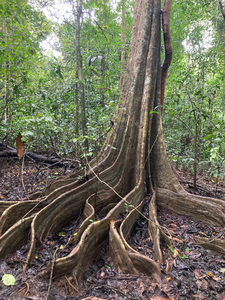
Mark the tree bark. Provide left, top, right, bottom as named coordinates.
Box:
left=73, top=0, right=89, bottom=153
left=120, top=0, right=126, bottom=92
left=219, top=1, right=225, bottom=20
left=160, top=0, right=172, bottom=114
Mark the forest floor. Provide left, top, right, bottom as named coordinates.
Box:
left=0, top=159, right=225, bottom=300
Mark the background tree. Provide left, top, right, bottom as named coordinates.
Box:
left=1, top=0, right=225, bottom=285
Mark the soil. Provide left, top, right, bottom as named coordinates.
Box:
left=0, top=159, right=225, bottom=300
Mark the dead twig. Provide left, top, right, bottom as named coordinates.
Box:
left=46, top=248, right=58, bottom=300
left=15, top=281, right=30, bottom=298
left=65, top=276, right=79, bottom=292
left=97, top=284, right=136, bottom=299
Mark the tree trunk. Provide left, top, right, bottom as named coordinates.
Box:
left=73, top=0, right=89, bottom=153
left=1, top=0, right=225, bottom=285
left=120, top=0, right=126, bottom=92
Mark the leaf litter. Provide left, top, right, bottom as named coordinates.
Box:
left=0, top=161, right=225, bottom=299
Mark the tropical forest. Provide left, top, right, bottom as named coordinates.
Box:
left=0, top=0, right=225, bottom=299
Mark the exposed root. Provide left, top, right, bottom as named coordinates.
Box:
left=109, top=220, right=139, bottom=275
left=195, top=236, right=225, bottom=255
left=148, top=191, right=163, bottom=262
left=0, top=199, right=46, bottom=235
left=156, top=188, right=225, bottom=227
left=0, top=0, right=224, bottom=290
left=0, top=216, right=33, bottom=257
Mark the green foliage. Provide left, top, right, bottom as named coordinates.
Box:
left=0, top=0, right=224, bottom=182
left=163, top=0, right=225, bottom=180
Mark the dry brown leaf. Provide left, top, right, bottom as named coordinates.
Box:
left=82, top=298, right=106, bottom=300
left=150, top=297, right=175, bottom=300
left=206, top=272, right=214, bottom=277
left=16, top=132, right=25, bottom=159
left=196, top=279, right=208, bottom=290
left=172, top=249, right=179, bottom=258
left=193, top=269, right=201, bottom=279
left=193, top=295, right=205, bottom=299
left=213, top=276, right=220, bottom=281
left=172, top=237, right=183, bottom=243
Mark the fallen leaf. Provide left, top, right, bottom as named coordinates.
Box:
left=172, top=237, right=183, bottom=243
left=194, top=269, right=201, bottom=279
left=213, top=276, right=220, bottom=281
left=193, top=295, right=205, bottom=299
left=83, top=297, right=107, bottom=300
left=47, top=241, right=55, bottom=246
left=170, top=222, right=177, bottom=228
left=172, top=249, right=179, bottom=258
left=150, top=297, right=175, bottom=300
left=196, top=279, right=208, bottom=290
left=2, top=274, right=16, bottom=286
left=16, top=132, right=25, bottom=159
left=104, top=263, right=112, bottom=270
left=100, top=271, right=105, bottom=277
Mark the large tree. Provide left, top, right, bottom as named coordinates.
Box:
left=1, top=0, right=225, bottom=284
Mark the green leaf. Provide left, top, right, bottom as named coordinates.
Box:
left=85, top=55, right=91, bottom=66
left=2, top=274, right=16, bottom=286
left=179, top=253, right=188, bottom=259
left=83, top=69, right=89, bottom=78
left=149, top=110, right=159, bottom=114
left=177, top=105, right=182, bottom=111
left=220, top=268, right=225, bottom=273
left=204, top=134, right=213, bottom=139
left=24, top=131, right=34, bottom=136
left=58, top=231, right=64, bottom=236
left=104, top=263, right=112, bottom=270
left=167, top=245, right=174, bottom=254
left=89, top=219, right=94, bottom=223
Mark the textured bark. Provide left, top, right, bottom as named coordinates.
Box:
left=120, top=1, right=126, bottom=91
left=160, top=0, right=172, bottom=113
left=219, top=1, right=225, bottom=20
left=73, top=0, right=89, bottom=152
left=0, top=0, right=224, bottom=286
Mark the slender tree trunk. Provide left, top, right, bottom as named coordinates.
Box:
left=120, top=0, right=126, bottom=92
left=193, top=120, right=198, bottom=189
left=219, top=1, right=225, bottom=20
left=73, top=0, right=89, bottom=153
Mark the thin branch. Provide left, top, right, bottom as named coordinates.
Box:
left=85, top=11, right=113, bottom=40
